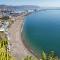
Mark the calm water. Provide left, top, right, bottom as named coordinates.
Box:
left=23, top=10, right=60, bottom=56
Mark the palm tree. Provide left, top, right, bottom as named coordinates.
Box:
left=41, top=51, right=60, bottom=60
left=24, top=56, right=32, bottom=60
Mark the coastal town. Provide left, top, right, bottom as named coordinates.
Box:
left=0, top=0, right=60, bottom=60
left=0, top=3, right=60, bottom=60
left=0, top=6, right=60, bottom=60
left=0, top=7, right=38, bottom=32
left=0, top=6, right=40, bottom=60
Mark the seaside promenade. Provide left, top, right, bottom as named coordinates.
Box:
left=8, top=15, right=34, bottom=60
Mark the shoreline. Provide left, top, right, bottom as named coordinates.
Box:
left=21, top=31, right=40, bottom=59
left=20, top=17, right=39, bottom=58
left=8, top=15, right=36, bottom=60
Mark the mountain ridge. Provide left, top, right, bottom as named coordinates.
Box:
left=0, top=5, right=40, bottom=10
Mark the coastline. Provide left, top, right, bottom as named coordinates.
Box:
left=21, top=31, right=40, bottom=59
left=8, top=15, right=36, bottom=60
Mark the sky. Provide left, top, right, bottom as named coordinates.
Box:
left=0, top=0, right=60, bottom=7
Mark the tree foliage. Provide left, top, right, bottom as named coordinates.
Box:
left=0, top=31, right=15, bottom=60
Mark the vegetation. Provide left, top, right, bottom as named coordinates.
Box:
left=0, top=31, right=15, bottom=60
left=0, top=32, right=60, bottom=60
left=1, top=16, right=9, bottom=20
left=24, top=56, right=37, bottom=60
left=24, top=56, right=32, bottom=60
left=41, top=51, right=60, bottom=60
left=23, top=51, right=60, bottom=60
left=0, top=16, right=14, bottom=28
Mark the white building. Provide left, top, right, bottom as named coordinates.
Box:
left=28, top=10, right=34, bottom=13
left=0, top=27, right=5, bottom=31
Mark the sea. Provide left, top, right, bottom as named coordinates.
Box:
left=23, top=10, right=60, bottom=56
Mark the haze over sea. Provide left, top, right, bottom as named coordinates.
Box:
left=23, top=10, right=60, bottom=56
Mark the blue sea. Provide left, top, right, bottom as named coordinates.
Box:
left=23, top=10, right=60, bottom=56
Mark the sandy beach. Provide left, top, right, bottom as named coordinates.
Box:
left=8, top=15, right=34, bottom=60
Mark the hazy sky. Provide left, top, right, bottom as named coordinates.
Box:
left=0, top=0, right=60, bottom=7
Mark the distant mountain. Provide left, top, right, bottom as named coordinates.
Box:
left=0, top=5, right=40, bottom=11
left=14, top=5, right=40, bottom=10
